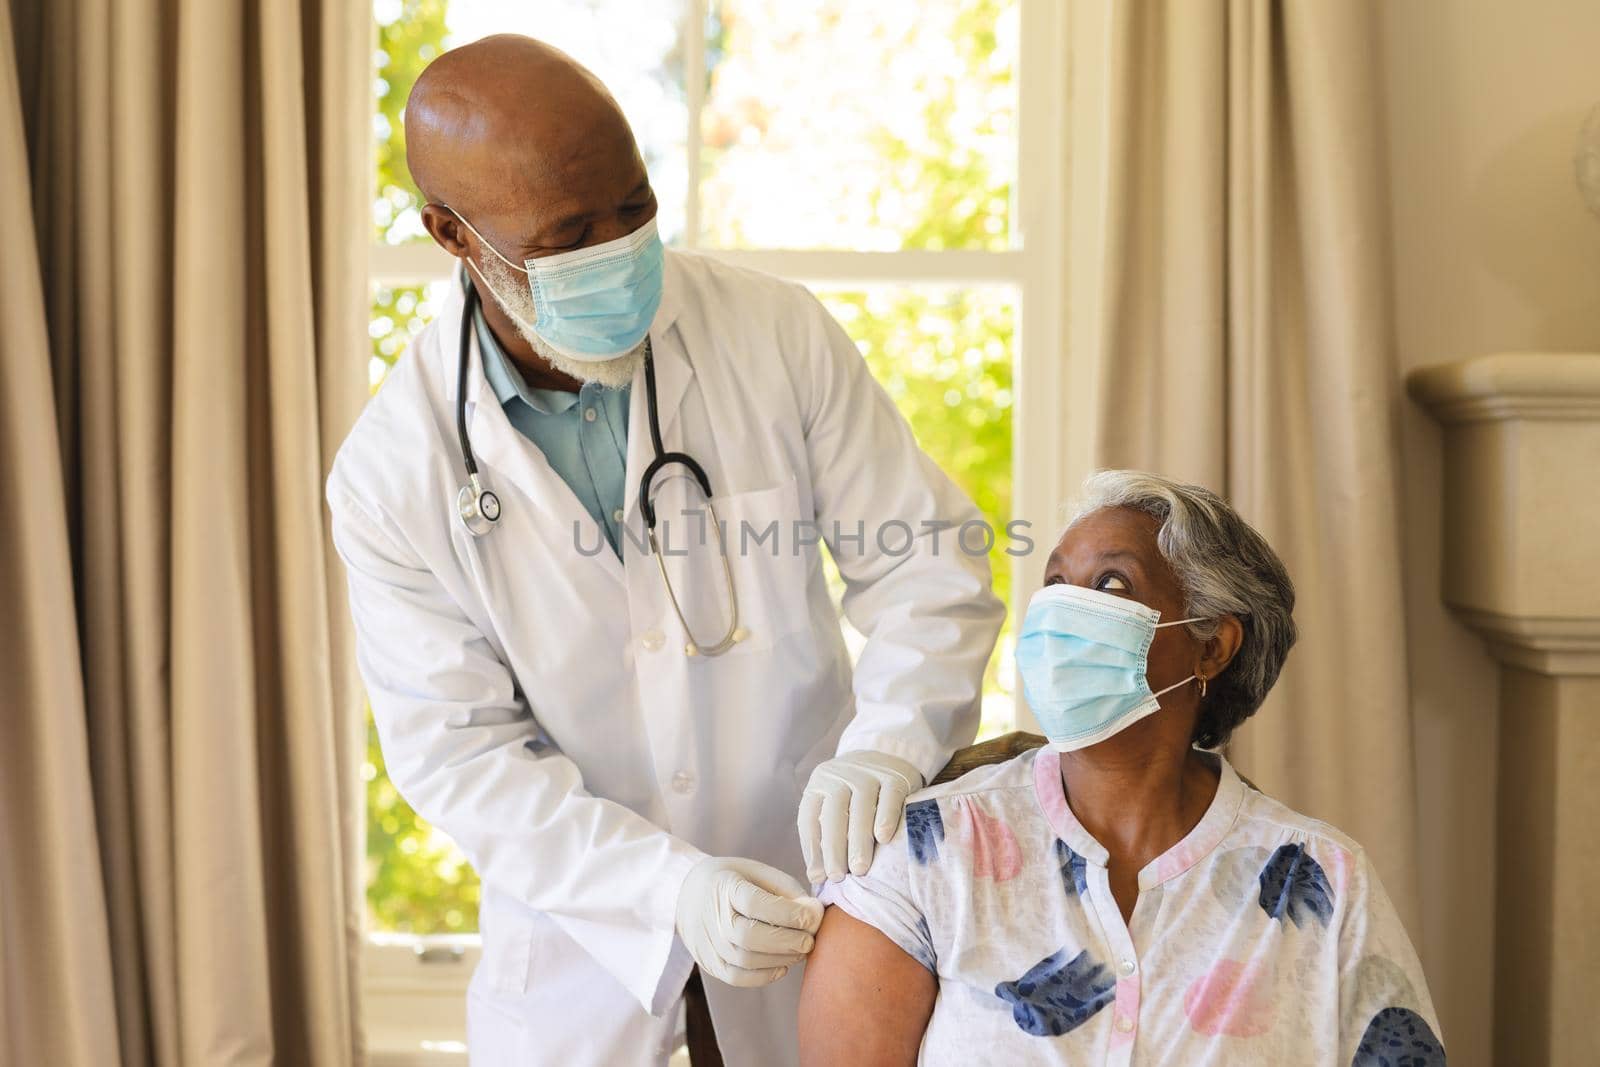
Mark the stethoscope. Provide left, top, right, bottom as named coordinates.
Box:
left=453, top=280, right=746, bottom=656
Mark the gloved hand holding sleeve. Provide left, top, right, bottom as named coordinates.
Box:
left=797, top=750, right=924, bottom=883
left=675, top=856, right=824, bottom=988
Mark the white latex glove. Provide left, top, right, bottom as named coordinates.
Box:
left=797, top=750, right=924, bottom=883
left=675, top=856, right=824, bottom=988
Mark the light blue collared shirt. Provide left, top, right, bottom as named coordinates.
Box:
left=468, top=280, right=630, bottom=556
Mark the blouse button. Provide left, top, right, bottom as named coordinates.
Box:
left=1119, top=958, right=1136, bottom=977
left=1115, top=1016, right=1134, bottom=1033
left=584, top=407, right=598, bottom=422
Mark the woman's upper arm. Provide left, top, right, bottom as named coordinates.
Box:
left=799, top=905, right=937, bottom=1067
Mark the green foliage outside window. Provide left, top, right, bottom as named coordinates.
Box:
left=367, top=0, right=474, bottom=936
left=373, top=0, right=445, bottom=244
left=817, top=288, right=1013, bottom=643
left=364, top=708, right=479, bottom=932
left=367, top=0, right=1017, bottom=935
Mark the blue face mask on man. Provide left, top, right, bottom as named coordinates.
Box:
left=449, top=211, right=665, bottom=362
left=1015, top=583, right=1206, bottom=752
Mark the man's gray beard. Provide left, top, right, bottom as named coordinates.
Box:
left=472, top=256, right=646, bottom=391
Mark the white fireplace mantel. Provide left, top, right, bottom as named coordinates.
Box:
left=1407, top=352, right=1600, bottom=674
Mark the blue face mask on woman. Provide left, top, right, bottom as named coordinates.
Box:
left=1015, top=583, right=1205, bottom=752
left=450, top=212, right=665, bottom=362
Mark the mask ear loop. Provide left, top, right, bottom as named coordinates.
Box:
left=1151, top=615, right=1209, bottom=702
left=1150, top=673, right=1198, bottom=700
left=441, top=206, right=545, bottom=339
left=442, top=206, right=532, bottom=275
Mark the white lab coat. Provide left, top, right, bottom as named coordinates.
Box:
left=327, top=250, right=1004, bottom=1066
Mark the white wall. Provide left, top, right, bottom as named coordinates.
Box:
left=1380, top=2, right=1600, bottom=1064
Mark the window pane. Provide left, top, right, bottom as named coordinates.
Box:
left=374, top=0, right=689, bottom=247
left=370, top=279, right=450, bottom=392
left=701, top=0, right=1018, bottom=250
left=813, top=286, right=1016, bottom=736
left=373, top=1, right=451, bottom=246
left=366, top=282, right=481, bottom=933
left=365, top=707, right=481, bottom=933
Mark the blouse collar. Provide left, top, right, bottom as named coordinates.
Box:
left=1032, top=747, right=1246, bottom=890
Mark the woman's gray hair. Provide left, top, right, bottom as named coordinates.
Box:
left=1066, top=470, right=1298, bottom=750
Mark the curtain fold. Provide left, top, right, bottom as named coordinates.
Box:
left=1, top=0, right=369, bottom=1063
left=0, top=2, right=124, bottom=1061
left=1066, top=0, right=1421, bottom=925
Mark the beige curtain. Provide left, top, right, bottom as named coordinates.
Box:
left=1, top=0, right=369, bottom=1063
left=1065, top=0, right=1421, bottom=923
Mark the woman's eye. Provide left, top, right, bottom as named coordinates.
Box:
left=1095, top=574, right=1130, bottom=592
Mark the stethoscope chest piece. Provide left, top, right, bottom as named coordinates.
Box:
left=458, top=474, right=501, bottom=537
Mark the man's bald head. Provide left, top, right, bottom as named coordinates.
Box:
left=405, top=35, right=660, bottom=382
left=407, top=35, right=655, bottom=259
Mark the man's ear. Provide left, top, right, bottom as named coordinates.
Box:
left=421, top=204, right=470, bottom=258
left=1199, top=616, right=1245, bottom=684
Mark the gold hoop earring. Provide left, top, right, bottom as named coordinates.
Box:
left=1198, top=676, right=1208, bottom=699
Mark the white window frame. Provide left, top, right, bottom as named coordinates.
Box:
left=361, top=1, right=1069, bottom=1057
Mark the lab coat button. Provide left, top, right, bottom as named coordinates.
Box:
left=671, top=771, right=696, bottom=795
left=584, top=407, right=598, bottom=422
left=1115, top=1016, right=1134, bottom=1033
left=641, top=629, right=665, bottom=652
left=612, top=508, right=624, bottom=523
left=1119, top=958, right=1136, bottom=976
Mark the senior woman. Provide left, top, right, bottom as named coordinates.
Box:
left=797, top=471, right=1443, bottom=1066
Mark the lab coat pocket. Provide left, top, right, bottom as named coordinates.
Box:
left=651, top=476, right=814, bottom=658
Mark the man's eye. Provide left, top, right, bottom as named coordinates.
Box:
left=541, top=227, right=588, bottom=252
left=1095, top=574, right=1130, bottom=592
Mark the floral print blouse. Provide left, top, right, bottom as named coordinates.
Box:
left=816, top=748, right=1445, bottom=1066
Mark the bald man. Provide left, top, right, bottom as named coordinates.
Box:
left=327, top=35, right=1003, bottom=1066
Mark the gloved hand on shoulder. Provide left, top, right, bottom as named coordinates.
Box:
left=797, top=750, right=923, bottom=883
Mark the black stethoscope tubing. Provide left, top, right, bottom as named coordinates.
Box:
left=452, top=277, right=743, bottom=653
left=453, top=278, right=743, bottom=653
left=456, top=281, right=483, bottom=483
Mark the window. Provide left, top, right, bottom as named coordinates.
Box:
left=364, top=0, right=1067, bottom=1052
